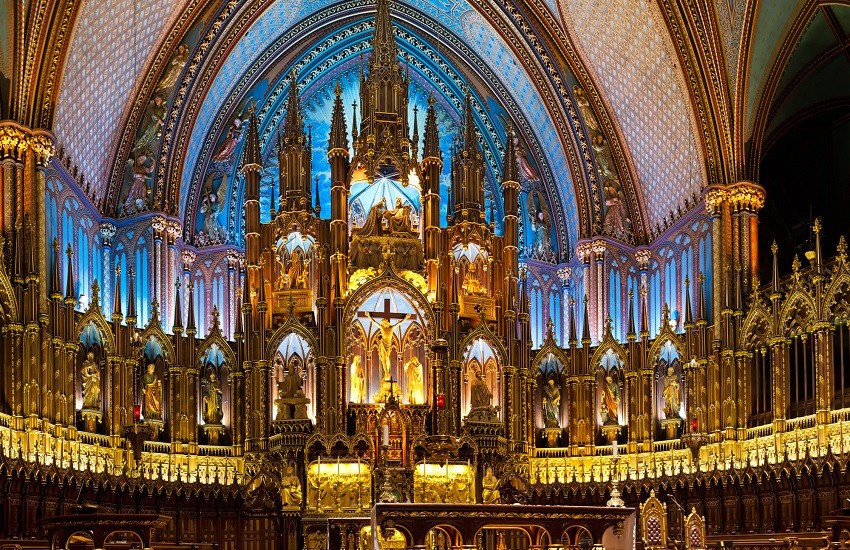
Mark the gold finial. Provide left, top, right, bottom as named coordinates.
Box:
left=791, top=254, right=801, bottom=273
left=838, top=235, right=847, bottom=260
left=813, top=217, right=822, bottom=234
left=334, top=81, right=343, bottom=97
left=771, top=240, right=778, bottom=256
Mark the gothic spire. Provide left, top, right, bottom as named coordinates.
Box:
left=462, top=91, right=477, bottom=152
left=127, top=267, right=136, bottom=321
left=771, top=240, right=780, bottom=294
left=173, top=281, right=183, bottom=332
left=568, top=298, right=577, bottom=343
left=242, top=103, right=261, bottom=170
left=411, top=104, right=419, bottom=161
left=371, top=0, right=398, bottom=70
left=581, top=295, right=591, bottom=343
left=640, top=288, right=649, bottom=336
left=684, top=277, right=693, bottom=325
left=697, top=273, right=706, bottom=321
left=186, top=280, right=196, bottom=334
left=112, top=263, right=123, bottom=320
left=65, top=244, right=75, bottom=302
left=283, top=73, right=305, bottom=145
left=422, top=93, right=440, bottom=161
left=502, top=124, right=519, bottom=184
left=628, top=290, right=636, bottom=337
left=328, top=81, right=349, bottom=153
left=50, top=239, right=61, bottom=299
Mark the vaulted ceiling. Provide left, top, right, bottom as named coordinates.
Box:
left=5, top=0, right=845, bottom=257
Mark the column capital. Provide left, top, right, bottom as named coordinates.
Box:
left=151, top=215, right=168, bottom=236
left=99, top=222, right=116, bottom=245
left=29, top=131, right=55, bottom=166
left=557, top=266, right=572, bottom=286
left=727, top=181, right=765, bottom=212
left=226, top=250, right=243, bottom=270
left=575, top=241, right=592, bottom=263
left=182, top=250, right=196, bottom=271
left=166, top=220, right=182, bottom=242
left=591, top=239, right=606, bottom=257
left=703, top=185, right=727, bottom=216
left=0, top=123, right=29, bottom=161
left=634, top=248, right=651, bottom=269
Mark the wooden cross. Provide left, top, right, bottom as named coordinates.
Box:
left=357, top=298, right=409, bottom=324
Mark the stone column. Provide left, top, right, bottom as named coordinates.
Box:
left=151, top=216, right=167, bottom=323
left=99, top=223, right=116, bottom=316
left=557, top=267, right=571, bottom=345
left=576, top=242, right=592, bottom=341
left=165, top=221, right=182, bottom=330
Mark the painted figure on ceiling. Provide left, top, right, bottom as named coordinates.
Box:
left=122, top=153, right=153, bottom=214
left=212, top=112, right=246, bottom=165
left=527, top=189, right=554, bottom=260
left=198, top=173, right=229, bottom=244
left=573, top=85, right=600, bottom=135
left=156, top=43, right=189, bottom=94
left=134, top=93, right=166, bottom=154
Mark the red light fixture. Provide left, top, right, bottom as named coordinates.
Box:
left=691, top=417, right=698, bottom=432
left=134, top=405, right=141, bottom=423
left=436, top=394, right=445, bottom=409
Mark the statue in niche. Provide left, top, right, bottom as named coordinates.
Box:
left=142, top=363, right=163, bottom=420
left=202, top=372, right=224, bottom=424
left=526, top=189, right=554, bottom=260
left=281, top=463, right=303, bottom=507
left=281, top=359, right=302, bottom=398
left=383, top=197, right=414, bottom=235
left=198, top=173, right=229, bottom=245
left=349, top=355, right=366, bottom=404
left=470, top=370, right=493, bottom=410
left=365, top=312, right=411, bottom=381
left=462, top=261, right=487, bottom=296
left=573, top=85, right=600, bottom=135
left=156, top=43, right=189, bottom=94
left=542, top=378, right=561, bottom=429
left=481, top=465, right=500, bottom=504
left=600, top=373, right=620, bottom=425
left=286, top=249, right=310, bottom=290
left=122, top=153, right=153, bottom=214
left=355, top=198, right=386, bottom=238
left=80, top=352, right=101, bottom=410
left=662, top=364, right=682, bottom=419
left=404, top=356, right=424, bottom=405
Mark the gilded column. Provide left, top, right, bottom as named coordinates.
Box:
left=152, top=216, right=167, bottom=323
left=592, top=240, right=606, bottom=340
left=166, top=221, right=182, bottom=330
left=704, top=186, right=726, bottom=337
left=727, top=182, right=765, bottom=294
left=30, top=132, right=54, bottom=314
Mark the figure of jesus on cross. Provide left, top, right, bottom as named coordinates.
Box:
left=365, top=302, right=412, bottom=381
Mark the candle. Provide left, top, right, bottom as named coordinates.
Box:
left=613, top=441, right=618, bottom=458
left=382, top=424, right=389, bottom=446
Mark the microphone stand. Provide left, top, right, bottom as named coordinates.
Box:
left=666, top=495, right=686, bottom=549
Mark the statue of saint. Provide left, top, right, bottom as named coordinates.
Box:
left=355, top=197, right=386, bottom=237
left=80, top=352, right=101, bottom=410
left=462, top=262, right=486, bottom=296
left=600, top=374, right=619, bottom=425
left=527, top=190, right=554, bottom=260
left=383, top=197, right=413, bottom=234
left=662, top=365, right=682, bottom=419
left=481, top=465, right=500, bottom=504
left=287, top=249, right=311, bottom=290
left=142, top=363, right=163, bottom=420
left=281, top=360, right=302, bottom=398
left=404, top=356, right=424, bottom=405
left=365, top=312, right=411, bottom=380
left=349, top=356, right=366, bottom=404
left=203, top=373, right=224, bottom=424
left=281, top=463, right=303, bottom=507
left=542, top=378, right=561, bottom=428
left=470, top=371, right=493, bottom=410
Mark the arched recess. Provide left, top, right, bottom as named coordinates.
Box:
left=654, top=339, right=684, bottom=425
left=344, top=275, right=434, bottom=404
left=198, top=342, right=232, bottom=443
left=594, top=346, right=625, bottom=430
left=533, top=350, right=567, bottom=442
left=271, top=331, right=315, bottom=422
left=460, top=337, right=502, bottom=420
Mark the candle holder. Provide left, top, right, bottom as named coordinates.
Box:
left=681, top=431, right=710, bottom=467
left=122, top=422, right=153, bottom=463
left=378, top=444, right=397, bottom=503
left=606, top=456, right=625, bottom=507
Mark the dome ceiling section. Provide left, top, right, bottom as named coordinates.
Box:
left=185, top=14, right=561, bottom=254
left=176, top=0, right=580, bottom=257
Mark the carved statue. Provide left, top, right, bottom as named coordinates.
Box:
left=383, top=197, right=413, bottom=235
left=470, top=371, right=493, bottom=410
left=404, top=356, right=424, bottom=405
left=350, top=355, right=366, bottom=404
left=355, top=198, right=386, bottom=237
left=365, top=312, right=411, bottom=381
left=542, top=378, right=561, bottom=428
left=462, top=262, right=487, bottom=296
left=527, top=189, right=554, bottom=260
left=281, top=464, right=303, bottom=507
left=287, top=249, right=310, bottom=290
left=662, top=365, right=682, bottom=419
left=142, top=363, right=163, bottom=420
left=601, top=374, right=620, bottom=425
left=281, top=359, right=302, bottom=398
left=202, top=373, right=224, bottom=424
left=481, top=465, right=500, bottom=504
left=80, top=352, right=101, bottom=410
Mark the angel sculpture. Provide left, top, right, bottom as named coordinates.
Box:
left=199, top=173, right=228, bottom=243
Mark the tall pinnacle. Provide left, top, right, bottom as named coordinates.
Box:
left=462, top=91, right=477, bottom=152
left=422, top=93, right=440, bottom=160
left=328, top=81, right=349, bottom=152
left=282, top=73, right=306, bottom=145
left=242, top=102, right=261, bottom=170
left=371, top=0, right=399, bottom=70
left=502, top=124, right=518, bottom=184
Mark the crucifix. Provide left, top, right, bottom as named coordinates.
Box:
left=359, top=298, right=411, bottom=381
